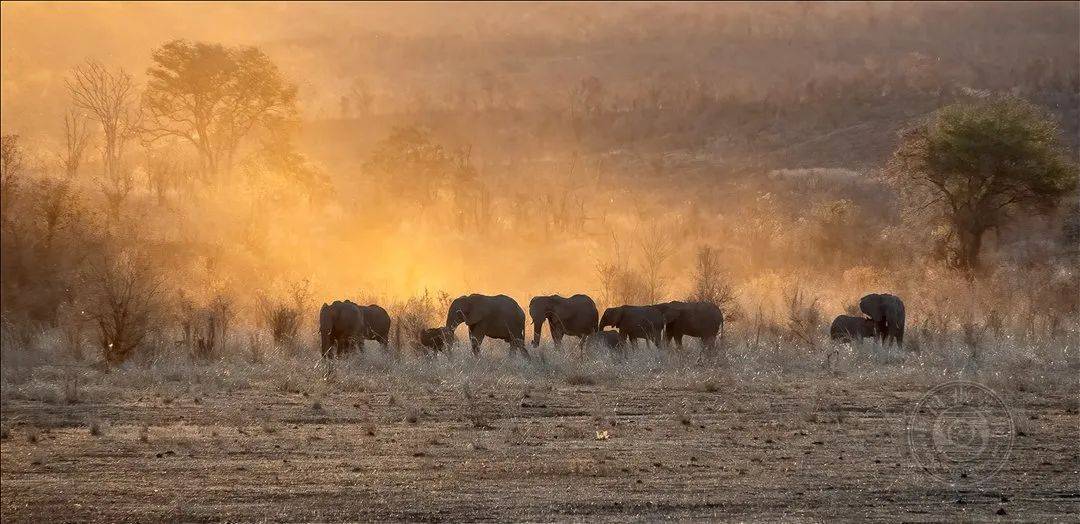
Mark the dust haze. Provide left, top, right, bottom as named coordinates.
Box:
left=1, top=2, right=1078, bottom=521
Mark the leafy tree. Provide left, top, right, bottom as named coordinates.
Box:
left=364, top=126, right=456, bottom=204
left=142, top=40, right=297, bottom=179
left=889, top=97, right=1078, bottom=271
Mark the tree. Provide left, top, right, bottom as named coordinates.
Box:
left=1, top=134, right=25, bottom=220
left=687, top=245, right=737, bottom=317
left=364, top=126, right=454, bottom=204
left=59, top=109, right=92, bottom=179
left=83, top=251, right=165, bottom=365
left=889, top=97, right=1078, bottom=271
left=142, top=40, right=298, bottom=179
left=66, top=61, right=138, bottom=185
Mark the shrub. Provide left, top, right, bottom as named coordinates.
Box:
left=82, top=252, right=165, bottom=365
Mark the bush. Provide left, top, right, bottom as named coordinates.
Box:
left=82, top=252, right=165, bottom=365
left=259, top=279, right=311, bottom=347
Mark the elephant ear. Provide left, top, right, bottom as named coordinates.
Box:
left=858, top=294, right=878, bottom=318
left=461, top=297, right=485, bottom=325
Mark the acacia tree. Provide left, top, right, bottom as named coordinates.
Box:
left=142, top=40, right=298, bottom=179
left=889, top=97, right=1078, bottom=271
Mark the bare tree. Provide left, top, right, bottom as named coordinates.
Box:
left=637, top=223, right=675, bottom=304
left=66, top=61, right=138, bottom=216
left=144, top=148, right=192, bottom=205
left=59, top=109, right=92, bottom=179
left=67, top=60, right=138, bottom=181
left=687, top=245, right=738, bottom=318
left=83, top=252, right=165, bottom=365
left=1, top=134, right=25, bottom=220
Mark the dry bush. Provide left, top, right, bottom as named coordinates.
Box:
left=783, top=287, right=823, bottom=348
left=87, top=417, right=105, bottom=436
left=687, top=245, right=740, bottom=320
left=258, top=279, right=312, bottom=348
left=82, top=252, right=165, bottom=365
left=177, top=292, right=234, bottom=360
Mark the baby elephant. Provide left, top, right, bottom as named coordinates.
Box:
left=417, top=327, right=454, bottom=355
left=829, top=315, right=877, bottom=343
left=593, top=329, right=624, bottom=351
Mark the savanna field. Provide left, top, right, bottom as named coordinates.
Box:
left=2, top=2, right=1079, bottom=521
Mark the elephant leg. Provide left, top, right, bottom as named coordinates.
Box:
left=673, top=334, right=684, bottom=351
left=511, top=337, right=530, bottom=360
left=702, top=335, right=716, bottom=355
left=551, top=329, right=564, bottom=350
left=469, top=333, right=485, bottom=356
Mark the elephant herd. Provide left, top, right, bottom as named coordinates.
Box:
left=319, top=291, right=905, bottom=358
left=318, top=293, right=726, bottom=358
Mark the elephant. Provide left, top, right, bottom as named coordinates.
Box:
left=593, top=329, right=624, bottom=351
left=445, top=294, right=529, bottom=358
left=357, top=304, right=391, bottom=349
left=653, top=301, right=724, bottom=353
left=829, top=314, right=877, bottom=342
left=598, top=305, right=665, bottom=349
left=418, top=327, right=454, bottom=355
left=529, top=294, right=599, bottom=350
left=859, top=293, right=906, bottom=347
left=318, top=300, right=366, bottom=357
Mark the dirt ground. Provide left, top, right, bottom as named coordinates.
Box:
left=2, top=377, right=1077, bottom=522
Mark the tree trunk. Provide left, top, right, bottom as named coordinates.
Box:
left=957, top=225, right=985, bottom=272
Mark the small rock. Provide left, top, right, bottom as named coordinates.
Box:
left=996, top=507, right=1007, bottom=516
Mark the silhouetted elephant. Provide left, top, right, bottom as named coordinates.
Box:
left=355, top=304, right=391, bottom=349
left=445, top=294, right=529, bottom=358
left=599, top=305, right=664, bottom=349
left=829, top=315, right=877, bottom=342
left=653, top=301, right=724, bottom=353
left=319, top=300, right=366, bottom=357
left=529, top=294, right=599, bottom=349
left=418, top=327, right=454, bottom=355
left=859, top=293, right=905, bottom=347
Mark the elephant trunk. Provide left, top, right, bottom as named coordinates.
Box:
left=528, top=301, right=547, bottom=348
left=531, top=316, right=544, bottom=347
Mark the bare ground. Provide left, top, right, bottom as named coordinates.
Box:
left=2, top=370, right=1077, bottom=522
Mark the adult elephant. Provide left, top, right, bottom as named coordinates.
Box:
left=653, top=301, right=724, bottom=353
left=529, top=294, right=599, bottom=349
left=318, top=300, right=366, bottom=357
left=598, top=305, right=664, bottom=349
left=829, top=314, right=877, bottom=343
left=446, top=294, right=529, bottom=358
left=859, top=293, right=906, bottom=347
left=357, top=304, right=391, bottom=349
